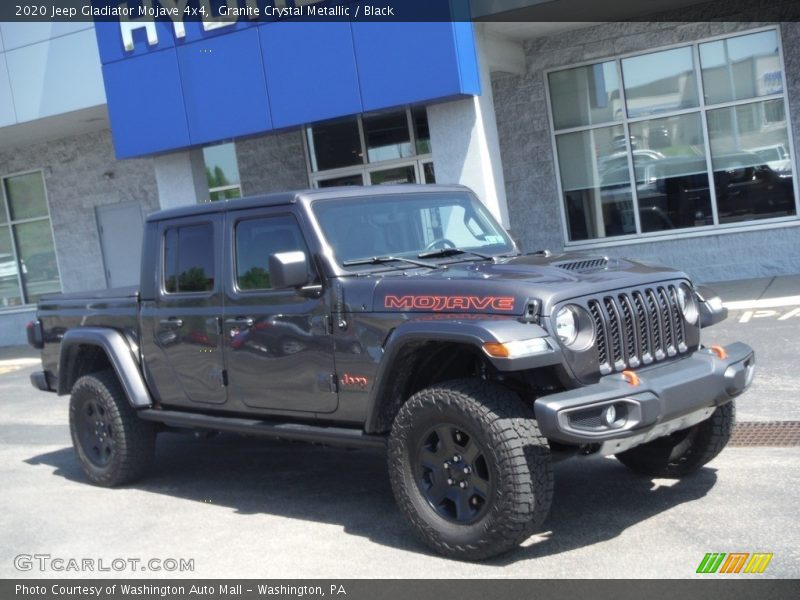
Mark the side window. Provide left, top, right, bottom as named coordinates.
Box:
left=234, top=215, right=312, bottom=291
left=163, top=223, right=215, bottom=294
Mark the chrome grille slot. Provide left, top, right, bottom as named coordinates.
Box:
left=656, top=287, right=676, bottom=356
left=603, top=297, right=624, bottom=369
left=572, top=283, right=691, bottom=375
left=587, top=300, right=610, bottom=374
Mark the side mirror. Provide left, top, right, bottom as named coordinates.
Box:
left=268, top=251, right=310, bottom=289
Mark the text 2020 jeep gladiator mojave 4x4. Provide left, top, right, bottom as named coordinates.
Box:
left=28, top=184, right=755, bottom=560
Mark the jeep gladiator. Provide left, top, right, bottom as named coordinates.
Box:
left=28, top=184, right=755, bottom=560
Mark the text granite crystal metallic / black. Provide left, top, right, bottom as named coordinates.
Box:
left=26, top=184, right=755, bottom=561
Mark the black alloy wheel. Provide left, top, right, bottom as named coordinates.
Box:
left=74, top=396, right=115, bottom=467
left=414, top=424, right=494, bottom=524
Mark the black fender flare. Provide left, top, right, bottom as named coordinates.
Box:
left=363, top=318, right=561, bottom=433
left=57, top=328, right=153, bottom=408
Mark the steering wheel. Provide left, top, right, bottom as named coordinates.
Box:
left=424, top=238, right=457, bottom=251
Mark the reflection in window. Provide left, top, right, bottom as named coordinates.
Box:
left=700, top=30, right=782, bottom=105
left=412, top=107, right=431, bottom=154
left=317, top=173, right=364, bottom=188
left=630, top=113, right=714, bottom=232
left=363, top=111, right=413, bottom=163
left=422, top=162, right=436, bottom=184
left=163, top=224, right=215, bottom=294
left=0, top=228, right=23, bottom=307
left=5, top=172, right=48, bottom=221
left=203, top=143, right=242, bottom=202
left=235, top=216, right=311, bottom=291
left=548, top=61, right=621, bottom=129
left=313, top=194, right=512, bottom=264
left=622, top=47, right=699, bottom=118
left=1, top=171, right=60, bottom=306
left=556, top=126, right=636, bottom=241
left=307, top=117, right=362, bottom=172
left=708, top=99, right=796, bottom=223
left=548, top=29, right=797, bottom=243
left=369, top=165, right=416, bottom=186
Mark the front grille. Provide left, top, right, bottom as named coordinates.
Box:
left=586, top=283, right=689, bottom=375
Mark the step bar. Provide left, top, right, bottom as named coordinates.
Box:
left=137, top=409, right=386, bottom=450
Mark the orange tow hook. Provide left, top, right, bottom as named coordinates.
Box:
left=710, top=345, right=728, bottom=360
left=621, top=370, right=640, bottom=386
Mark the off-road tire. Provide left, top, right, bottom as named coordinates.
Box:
left=615, top=401, right=735, bottom=478
left=388, top=379, right=553, bottom=561
left=69, top=370, right=155, bottom=486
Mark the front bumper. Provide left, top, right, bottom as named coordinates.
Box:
left=535, top=342, right=754, bottom=455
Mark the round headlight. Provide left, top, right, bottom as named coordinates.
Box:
left=677, top=284, right=699, bottom=324
left=555, top=306, right=578, bottom=346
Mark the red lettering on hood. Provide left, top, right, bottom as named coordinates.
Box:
left=384, top=295, right=516, bottom=312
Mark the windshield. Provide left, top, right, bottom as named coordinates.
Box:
left=311, top=193, right=515, bottom=268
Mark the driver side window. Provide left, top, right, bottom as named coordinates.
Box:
left=234, top=215, right=314, bottom=291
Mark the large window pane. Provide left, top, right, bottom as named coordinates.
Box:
left=700, top=30, right=782, bottom=105
left=203, top=143, right=241, bottom=188
left=363, top=111, right=413, bottom=163
left=549, top=61, right=621, bottom=130
left=4, top=172, right=48, bottom=221
left=557, top=126, right=636, bottom=241
left=15, top=219, right=61, bottom=303
left=412, top=107, right=431, bottom=154
left=0, top=227, right=23, bottom=307
left=708, top=99, right=796, bottom=223
left=307, top=117, right=363, bottom=172
left=622, top=47, right=699, bottom=118
left=629, top=113, right=714, bottom=232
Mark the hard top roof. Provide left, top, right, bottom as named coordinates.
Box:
left=145, top=184, right=472, bottom=223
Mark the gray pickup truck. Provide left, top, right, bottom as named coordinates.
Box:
left=28, top=184, right=754, bottom=560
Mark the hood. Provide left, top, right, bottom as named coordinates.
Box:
left=351, top=253, right=687, bottom=316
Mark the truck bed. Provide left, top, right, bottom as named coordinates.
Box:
left=37, top=286, right=141, bottom=381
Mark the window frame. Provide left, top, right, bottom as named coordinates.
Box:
left=302, top=106, right=434, bottom=189
left=0, top=168, right=62, bottom=309
left=544, top=25, right=800, bottom=249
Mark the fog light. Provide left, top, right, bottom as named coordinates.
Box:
left=745, top=362, right=755, bottom=387
left=602, top=404, right=617, bottom=427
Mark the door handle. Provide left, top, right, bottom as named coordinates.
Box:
left=159, top=318, right=184, bottom=328
left=225, top=317, right=254, bottom=327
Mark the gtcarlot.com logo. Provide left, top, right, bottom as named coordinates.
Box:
left=14, top=554, right=194, bottom=573
left=696, top=552, right=773, bottom=574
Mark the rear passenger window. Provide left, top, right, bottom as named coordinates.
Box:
left=235, top=215, right=311, bottom=291
left=163, top=223, right=215, bottom=293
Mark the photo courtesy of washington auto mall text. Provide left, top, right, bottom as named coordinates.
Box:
left=15, top=583, right=347, bottom=598
left=1, top=0, right=800, bottom=599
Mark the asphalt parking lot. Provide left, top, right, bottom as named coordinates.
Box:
left=1, top=278, right=798, bottom=579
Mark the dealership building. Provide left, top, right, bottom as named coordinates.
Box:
left=1, top=0, right=799, bottom=345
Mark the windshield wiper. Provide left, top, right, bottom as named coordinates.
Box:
left=342, top=256, right=441, bottom=269
left=417, top=247, right=495, bottom=260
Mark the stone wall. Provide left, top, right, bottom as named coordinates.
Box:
left=235, top=129, right=310, bottom=196
left=492, top=3, right=800, bottom=281
left=0, top=128, right=158, bottom=295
